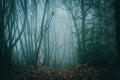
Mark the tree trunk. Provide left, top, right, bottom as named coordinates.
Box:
left=115, top=0, right=120, bottom=68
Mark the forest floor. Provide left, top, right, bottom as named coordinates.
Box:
left=1, top=64, right=120, bottom=80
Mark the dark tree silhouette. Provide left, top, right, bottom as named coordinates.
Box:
left=115, top=0, right=120, bottom=67
left=0, top=0, right=26, bottom=76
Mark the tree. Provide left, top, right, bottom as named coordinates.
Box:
left=63, top=0, right=93, bottom=63
left=0, top=0, right=27, bottom=75
left=15, top=0, right=55, bottom=68
left=115, top=0, right=120, bottom=67
left=63, top=0, right=116, bottom=64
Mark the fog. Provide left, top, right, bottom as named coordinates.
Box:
left=11, top=0, right=78, bottom=69
left=0, top=0, right=117, bottom=70
left=11, top=0, right=116, bottom=69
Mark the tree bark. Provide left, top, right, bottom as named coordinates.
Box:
left=115, top=0, right=120, bottom=68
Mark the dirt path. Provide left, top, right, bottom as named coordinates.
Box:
left=1, top=65, right=119, bottom=80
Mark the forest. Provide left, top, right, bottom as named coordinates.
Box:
left=0, top=0, right=120, bottom=80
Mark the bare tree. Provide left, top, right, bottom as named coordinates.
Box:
left=63, top=0, right=93, bottom=63
left=0, top=0, right=27, bottom=75
left=16, top=0, right=55, bottom=68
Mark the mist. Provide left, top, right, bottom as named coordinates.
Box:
left=0, top=0, right=120, bottom=80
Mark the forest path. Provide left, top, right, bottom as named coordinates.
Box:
left=2, top=64, right=120, bottom=80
